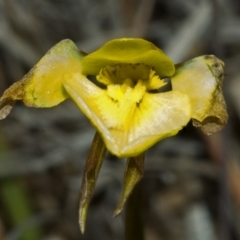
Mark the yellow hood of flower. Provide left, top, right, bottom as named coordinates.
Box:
left=81, top=38, right=175, bottom=77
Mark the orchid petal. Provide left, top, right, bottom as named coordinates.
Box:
left=0, top=39, right=84, bottom=119
left=64, top=74, right=191, bottom=157
left=81, top=38, right=175, bottom=77
left=171, top=55, right=228, bottom=134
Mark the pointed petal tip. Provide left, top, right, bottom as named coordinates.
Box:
left=113, top=154, right=145, bottom=219
left=113, top=205, right=124, bottom=217
left=79, top=203, right=88, bottom=234
left=79, top=219, right=85, bottom=234
left=0, top=99, right=15, bottom=120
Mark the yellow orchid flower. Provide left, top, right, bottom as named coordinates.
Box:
left=0, top=38, right=228, bottom=232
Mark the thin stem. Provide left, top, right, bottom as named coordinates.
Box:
left=125, top=179, right=144, bottom=240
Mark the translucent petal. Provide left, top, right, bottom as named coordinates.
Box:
left=81, top=38, right=175, bottom=78
left=0, top=39, right=84, bottom=119
left=171, top=55, right=228, bottom=134
left=64, top=74, right=191, bottom=157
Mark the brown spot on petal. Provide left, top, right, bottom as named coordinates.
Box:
left=193, top=56, right=228, bottom=134
left=0, top=79, right=28, bottom=119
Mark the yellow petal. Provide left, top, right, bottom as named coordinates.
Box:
left=81, top=38, right=175, bottom=78
left=171, top=55, right=228, bottom=134
left=0, top=39, right=84, bottom=119
left=64, top=74, right=191, bottom=158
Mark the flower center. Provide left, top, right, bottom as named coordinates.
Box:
left=96, top=64, right=167, bottom=104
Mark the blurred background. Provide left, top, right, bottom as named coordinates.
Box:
left=0, top=0, right=239, bottom=239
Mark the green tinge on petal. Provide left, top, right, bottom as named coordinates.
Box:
left=0, top=39, right=84, bottom=119
left=171, top=55, right=228, bottom=135
left=64, top=74, right=191, bottom=158
left=113, top=153, right=145, bottom=217
left=81, top=38, right=175, bottom=78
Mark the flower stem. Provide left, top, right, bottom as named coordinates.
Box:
left=125, top=179, right=144, bottom=240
